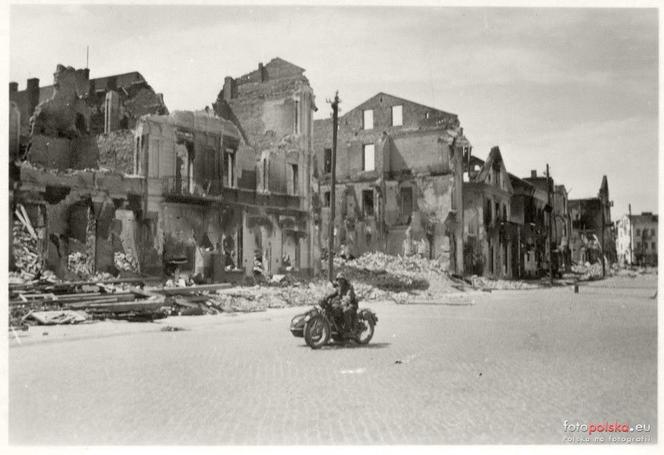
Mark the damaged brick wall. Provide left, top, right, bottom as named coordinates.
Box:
left=319, top=174, right=455, bottom=266
left=97, top=130, right=135, bottom=173
left=30, top=65, right=91, bottom=139
left=212, top=58, right=318, bottom=276
left=313, top=93, right=460, bottom=181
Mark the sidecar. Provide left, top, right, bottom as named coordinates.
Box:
left=289, top=311, right=310, bottom=337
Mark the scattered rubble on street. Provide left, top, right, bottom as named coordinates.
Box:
left=8, top=248, right=657, bottom=330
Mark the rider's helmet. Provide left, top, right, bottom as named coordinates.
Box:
left=335, top=271, right=347, bottom=283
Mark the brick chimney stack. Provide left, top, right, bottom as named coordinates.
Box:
left=223, top=76, right=236, bottom=102
left=27, top=77, right=40, bottom=116
left=531, top=170, right=537, bottom=178
left=9, top=82, right=18, bottom=94
left=258, top=62, right=266, bottom=82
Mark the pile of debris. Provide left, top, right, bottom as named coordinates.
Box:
left=9, top=278, right=168, bottom=328
left=162, top=281, right=336, bottom=315
left=467, top=275, right=540, bottom=291
left=572, top=262, right=607, bottom=280
left=12, top=218, right=43, bottom=280
left=67, top=251, right=93, bottom=277
left=114, top=251, right=139, bottom=272
left=323, top=252, right=467, bottom=302
left=327, top=252, right=459, bottom=294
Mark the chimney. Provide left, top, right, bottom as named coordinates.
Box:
left=258, top=62, right=266, bottom=82
left=27, top=77, right=40, bottom=116
left=531, top=170, right=537, bottom=178
left=223, top=76, right=236, bottom=102
left=9, top=82, right=18, bottom=99
left=88, top=78, right=96, bottom=98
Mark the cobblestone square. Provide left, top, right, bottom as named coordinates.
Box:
left=9, top=275, right=657, bottom=445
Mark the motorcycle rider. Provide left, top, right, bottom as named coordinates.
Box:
left=330, top=272, right=358, bottom=337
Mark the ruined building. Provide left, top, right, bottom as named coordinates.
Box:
left=212, top=58, right=319, bottom=276
left=313, top=93, right=467, bottom=274
left=10, top=59, right=320, bottom=282
left=462, top=147, right=516, bottom=278
left=569, top=176, right=616, bottom=264
left=615, top=212, right=658, bottom=266
left=9, top=64, right=167, bottom=279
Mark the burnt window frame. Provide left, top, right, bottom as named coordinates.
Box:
left=362, top=189, right=375, bottom=217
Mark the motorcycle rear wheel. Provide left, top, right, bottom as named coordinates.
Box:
left=304, top=315, right=330, bottom=349
left=356, top=314, right=375, bottom=345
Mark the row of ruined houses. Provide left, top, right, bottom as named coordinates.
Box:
left=9, top=58, right=615, bottom=282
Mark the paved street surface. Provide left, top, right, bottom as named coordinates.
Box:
left=9, top=275, right=657, bottom=445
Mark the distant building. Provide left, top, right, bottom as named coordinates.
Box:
left=615, top=212, right=658, bottom=266
left=462, top=147, right=516, bottom=278
left=569, top=176, right=615, bottom=264
left=10, top=66, right=167, bottom=140
left=313, top=92, right=467, bottom=274
left=213, top=57, right=319, bottom=276
left=9, top=59, right=317, bottom=282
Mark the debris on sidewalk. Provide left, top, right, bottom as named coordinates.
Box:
left=9, top=279, right=168, bottom=327
left=25, top=310, right=89, bottom=325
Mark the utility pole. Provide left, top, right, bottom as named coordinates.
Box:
left=546, top=164, right=553, bottom=284
left=601, top=198, right=606, bottom=278
left=628, top=203, right=633, bottom=266
left=327, top=92, right=340, bottom=282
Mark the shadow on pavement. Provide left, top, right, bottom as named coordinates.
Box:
left=298, top=342, right=391, bottom=350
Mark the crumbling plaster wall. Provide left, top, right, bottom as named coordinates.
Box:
left=214, top=61, right=317, bottom=276
left=97, top=130, right=135, bottom=173
left=31, top=65, right=91, bottom=139
left=319, top=174, right=455, bottom=264
left=313, top=95, right=459, bottom=182
left=158, top=203, right=227, bottom=276
left=39, top=189, right=139, bottom=278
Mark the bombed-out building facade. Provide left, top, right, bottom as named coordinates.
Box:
left=313, top=93, right=467, bottom=274
left=9, top=58, right=629, bottom=284
left=9, top=58, right=318, bottom=282
left=568, top=176, right=616, bottom=265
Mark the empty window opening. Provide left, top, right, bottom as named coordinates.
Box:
left=363, top=109, right=373, bottom=130
left=324, top=148, right=332, bottom=173
left=262, top=158, right=269, bottom=191
left=363, top=190, right=375, bottom=217
left=294, top=100, right=300, bottom=134
left=224, top=149, right=236, bottom=188
left=400, top=186, right=413, bottom=221
left=291, top=164, right=299, bottom=195
left=392, top=105, right=403, bottom=126
left=363, top=144, right=375, bottom=171
left=323, top=191, right=331, bottom=207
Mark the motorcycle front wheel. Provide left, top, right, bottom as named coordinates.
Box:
left=304, top=315, right=330, bottom=349
left=356, top=314, right=375, bottom=345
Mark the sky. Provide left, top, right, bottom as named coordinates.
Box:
left=9, top=4, right=659, bottom=218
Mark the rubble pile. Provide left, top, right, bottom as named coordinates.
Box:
left=329, top=252, right=459, bottom=294
left=12, top=220, right=43, bottom=279
left=114, top=251, right=139, bottom=272
left=468, top=276, right=539, bottom=291
left=199, top=281, right=335, bottom=313
left=9, top=280, right=168, bottom=328
left=572, top=262, right=607, bottom=280
left=67, top=252, right=93, bottom=277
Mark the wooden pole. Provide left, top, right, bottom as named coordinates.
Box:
left=328, top=92, right=340, bottom=282
left=628, top=203, right=633, bottom=265
left=546, top=164, right=553, bottom=284
left=601, top=200, right=606, bottom=278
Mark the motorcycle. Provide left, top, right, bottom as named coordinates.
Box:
left=290, top=295, right=378, bottom=349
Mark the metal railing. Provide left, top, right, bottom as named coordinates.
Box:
left=159, top=176, right=304, bottom=211
left=161, top=176, right=224, bottom=198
